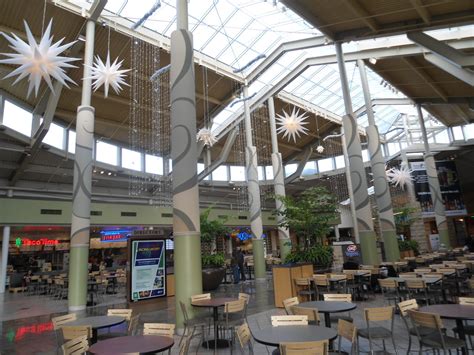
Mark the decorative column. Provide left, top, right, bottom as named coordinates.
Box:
left=335, top=43, right=379, bottom=265
left=358, top=60, right=400, bottom=261
left=68, top=20, right=96, bottom=312
left=243, top=86, right=266, bottom=280
left=417, top=105, right=450, bottom=248
left=268, top=97, right=292, bottom=261
left=0, top=226, right=10, bottom=293
left=172, top=0, right=202, bottom=326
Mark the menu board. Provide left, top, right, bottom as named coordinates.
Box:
left=411, top=160, right=467, bottom=217
left=130, top=239, right=166, bottom=301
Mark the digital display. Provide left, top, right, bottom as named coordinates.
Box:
left=130, top=239, right=166, bottom=301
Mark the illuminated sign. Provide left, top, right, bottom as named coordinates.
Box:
left=15, top=238, right=59, bottom=247
left=100, top=229, right=131, bottom=242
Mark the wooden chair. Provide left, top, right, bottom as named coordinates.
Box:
left=332, top=319, right=357, bottom=355
left=357, top=307, right=397, bottom=355
left=97, top=309, right=134, bottom=339
left=107, top=308, right=132, bottom=320
left=397, top=299, right=431, bottom=353
left=236, top=322, right=253, bottom=354
left=143, top=323, right=175, bottom=337
left=52, top=313, right=77, bottom=347
left=283, top=297, right=299, bottom=315
left=178, top=301, right=208, bottom=350
left=294, top=277, right=315, bottom=301
left=415, top=268, right=432, bottom=274
left=409, top=310, right=466, bottom=353
left=280, top=340, right=328, bottom=355
left=313, top=274, right=330, bottom=300
left=191, top=293, right=211, bottom=302
left=61, top=335, right=89, bottom=355
left=271, top=315, right=308, bottom=327
left=378, top=278, right=402, bottom=305
left=323, top=294, right=353, bottom=324
left=292, top=306, right=320, bottom=325
left=405, top=279, right=431, bottom=305
left=454, top=297, right=474, bottom=348
left=61, top=326, right=92, bottom=342
left=239, top=292, right=251, bottom=316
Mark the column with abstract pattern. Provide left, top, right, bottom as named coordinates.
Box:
left=243, top=86, right=266, bottom=280
left=170, top=24, right=203, bottom=325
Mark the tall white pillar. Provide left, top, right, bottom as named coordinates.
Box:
left=0, top=226, right=10, bottom=293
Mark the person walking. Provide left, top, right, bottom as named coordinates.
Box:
left=231, top=250, right=240, bottom=284
left=236, top=248, right=246, bottom=282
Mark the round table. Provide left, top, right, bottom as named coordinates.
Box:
left=299, top=301, right=357, bottom=327
left=66, top=316, right=125, bottom=343
left=420, top=304, right=474, bottom=355
left=191, top=297, right=237, bottom=349
left=252, top=324, right=337, bottom=347
left=88, top=335, right=174, bottom=354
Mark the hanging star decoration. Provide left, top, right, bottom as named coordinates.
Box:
left=386, top=165, right=413, bottom=190
left=276, top=107, right=309, bottom=143
left=316, top=145, right=324, bottom=153
left=0, top=20, right=79, bottom=97
left=86, top=52, right=130, bottom=98
left=196, top=128, right=217, bottom=147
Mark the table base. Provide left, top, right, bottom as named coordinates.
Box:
left=202, top=339, right=231, bottom=349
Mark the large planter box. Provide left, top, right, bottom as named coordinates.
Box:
left=202, top=267, right=225, bottom=291
left=272, top=263, right=314, bottom=308
left=400, top=250, right=415, bottom=258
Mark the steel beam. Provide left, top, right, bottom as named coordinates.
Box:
left=409, top=0, right=431, bottom=25
left=354, top=98, right=413, bottom=117
left=424, top=53, right=474, bottom=86
left=407, top=31, right=474, bottom=68
left=284, top=146, right=313, bottom=184
left=345, top=0, right=379, bottom=32
left=197, top=129, right=237, bottom=182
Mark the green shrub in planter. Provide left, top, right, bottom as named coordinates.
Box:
left=202, top=253, right=225, bottom=268
left=284, top=245, right=333, bottom=268
left=398, top=239, right=419, bottom=253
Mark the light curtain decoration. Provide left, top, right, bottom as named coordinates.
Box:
left=86, top=52, right=130, bottom=98
left=196, top=128, right=217, bottom=147
left=387, top=165, right=413, bottom=190
left=0, top=20, right=79, bottom=97
left=276, top=107, right=309, bottom=142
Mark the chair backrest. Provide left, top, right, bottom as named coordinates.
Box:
left=364, top=306, right=394, bottom=322
left=397, top=299, right=419, bottom=317
left=280, top=340, right=328, bottom=355
left=239, top=292, right=251, bottom=304
left=179, top=335, right=192, bottom=355
left=224, top=299, right=246, bottom=314
left=61, top=326, right=92, bottom=341
left=337, top=319, right=357, bottom=343
left=128, top=314, right=140, bottom=335
left=313, top=274, right=329, bottom=286
left=459, top=297, right=474, bottom=305
left=294, top=277, right=311, bottom=286
left=399, top=272, right=418, bottom=279
left=143, top=323, right=175, bottom=337
left=236, top=323, right=252, bottom=350
left=405, top=279, right=426, bottom=289
left=409, top=310, right=443, bottom=330
left=378, top=278, right=398, bottom=289
left=283, top=297, right=299, bottom=315
left=179, top=301, right=190, bottom=321
left=107, top=308, right=132, bottom=321
left=61, top=335, right=89, bottom=355
left=191, top=293, right=211, bottom=302
left=292, top=306, right=320, bottom=324
left=415, top=268, right=431, bottom=274
left=323, top=294, right=351, bottom=302
left=52, top=313, right=77, bottom=330
left=271, top=315, right=308, bottom=327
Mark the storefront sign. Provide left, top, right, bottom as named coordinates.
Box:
left=130, top=239, right=166, bottom=301
left=100, top=230, right=131, bottom=242
left=411, top=160, right=467, bottom=217
left=15, top=238, right=59, bottom=247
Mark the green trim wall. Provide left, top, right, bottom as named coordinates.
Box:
left=0, top=198, right=281, bottom=227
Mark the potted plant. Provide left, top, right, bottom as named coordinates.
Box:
left=275, top=186, right=338, bottom=269
left=398, top=239, right=419, bottom=258
left=200, top=208, right=230, bottom=291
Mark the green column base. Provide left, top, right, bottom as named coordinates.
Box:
left=252, top=239, right=266, bottom=280
left=439, top=229, right=451, bottom=249
left=174, top=233, right=202, bottom=327
left=68, top=246, right=89, bottom=311
left=382, top=230, right=400, bottom=262
left=360, top=231, right=379, bottom=265
left=279, top=238, right=292, bottom=263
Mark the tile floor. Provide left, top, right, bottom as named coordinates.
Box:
left=0, top=277, right=468, bottom=354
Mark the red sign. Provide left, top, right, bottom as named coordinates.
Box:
left=20, top=238, right=59, bottom=246
left=101, top=234, right=127, bottom=242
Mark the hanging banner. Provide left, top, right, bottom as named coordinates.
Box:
left=410, top=160, right=467, bottom=217
left=129, top=239, right=166, bottom=301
